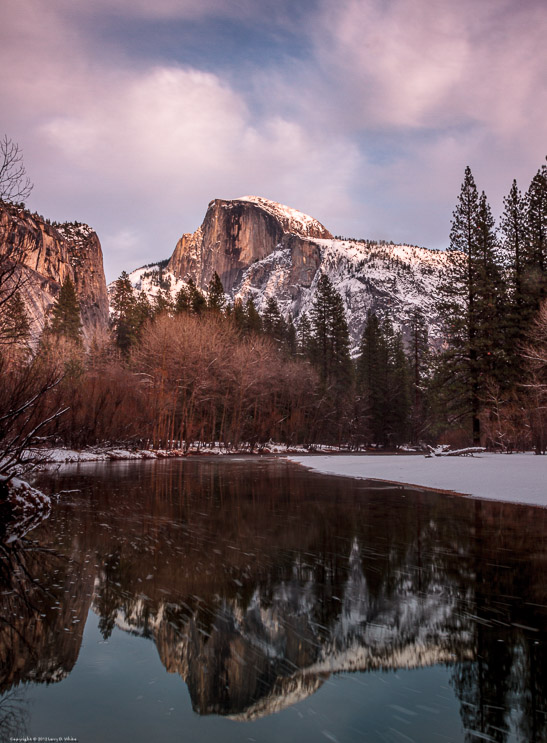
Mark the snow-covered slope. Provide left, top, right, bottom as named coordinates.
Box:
left=113, top=196, right=451, bottom=347
left=114, top=239, right=448, bottom=348
left=236, top=195, right=332, bottom=239
left=237, top=236, right=447, bottom=345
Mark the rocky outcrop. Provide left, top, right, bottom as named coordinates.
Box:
left=156, top=196, right=449, bottom=347
left=0, top=203, right=109, bottom=343
left=167, top=196, right=332, bottom=293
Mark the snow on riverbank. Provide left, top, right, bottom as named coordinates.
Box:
left=29, top=442, right=313, bottom=466
left=0, top=476, right=51, bottom=543
left=289, top=453, right=547, bottom=508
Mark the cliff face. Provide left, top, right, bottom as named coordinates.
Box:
left=138, top=195, right=447, bottom=347
left=0, top=203, right=109, bottom=343
left=167, top=196, right=332, bottom=293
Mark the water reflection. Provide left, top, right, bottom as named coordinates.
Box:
left=1, top=458, right=547, bottom=741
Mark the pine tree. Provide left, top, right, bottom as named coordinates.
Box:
left=385, top=327, right=411, bottom=447
left=153, top=288, right=173, bottom=317
left=174, top=284, right=191, bottom=314
left=408, top=307, right=430, bottom=443
left=187, top=278, right=206, bottom=315
left=297, top=312, right=313, bottom=358
left=0, top=289, right=30, bottom=350
left=244, top=298, right=262, bottom=334
left=524, top=163, right=547, bottom=309
left=262, top=297, right=287, bottom=346
left=207, top=272, right=226, bottom=313
left=232, top=297, right=246, bottom=330
left=438, top=168, right=503, bottom=444
left=499, top=180, right=531, bottom=376
left=310, top=274, right=353, bottom=390
left=47, top=275, right=82, bottom=343
left=357, top=311, right=386, bottom=444
left=111, top=271, right=137, bottom=354
left=286, top=314, right=297, bottom=356
left=357, top=313, right=411, bottom=447
left=476, top=191, right=507, bottom=386
left=134, top=290, right=153, bottom=330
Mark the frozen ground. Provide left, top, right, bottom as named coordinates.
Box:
left=27, top=442, right=313, bottom=466
left=289, top=453, right=547, bottom=508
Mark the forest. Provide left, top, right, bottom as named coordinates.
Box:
left=1, top=158, right=547, bottom=469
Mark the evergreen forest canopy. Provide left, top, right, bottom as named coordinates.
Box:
left=1, top=156, right=547, bottom=472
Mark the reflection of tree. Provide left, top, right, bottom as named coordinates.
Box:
left=450, top=499, right=547, bottom=743
left=0, top=526, right=94, bottom=697
left=518, top=638, right=547, bottom=743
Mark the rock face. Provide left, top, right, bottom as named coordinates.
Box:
left=142, top=195, right=449, bottom=347
left=167, top=196, right=332, bottom=293
left=0, top=202, right=109, bottom=343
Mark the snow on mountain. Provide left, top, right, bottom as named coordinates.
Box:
left=111, top=196, right=451, bottom=348
left=107, top=261, right=185, bottom=309
left=235, top=195, right=332, bottom=239
left=235, top=236, right=448, bottom=347
left=113, top=238, right=448, bottom=350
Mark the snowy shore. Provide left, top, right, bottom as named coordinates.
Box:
left=288, top=453, right=547, bottom=508
left=27, top=442, right=314, bottom=466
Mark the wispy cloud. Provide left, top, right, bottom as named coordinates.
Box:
left=1, top=0, right=546, bottom=276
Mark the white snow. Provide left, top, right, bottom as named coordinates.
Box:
left=55, top=222, right=94, bottom=243
left=288, top=453, right=547, bottom=508
left=234, top=234, right=450, bottom=348
left=235, top=196, right=330, bottom=238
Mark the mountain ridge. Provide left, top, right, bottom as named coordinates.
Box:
left=120, top=195, right=449, bottom=346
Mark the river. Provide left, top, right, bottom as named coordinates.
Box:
left=1, top=457, right=546, bottom=742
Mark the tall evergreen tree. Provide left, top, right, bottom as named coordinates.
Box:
left=207, top=272, right=226, bottom=313
left=174, top=284, right=192, bottom=314
left=111, top=271, right=137, bottom=354
left=286, top=314, right=297, bottom=356
left=47, top=275, right=82, bottom=343
left=187, top=278, right=206, bottom=315
left=310, top=274, right=353, bottom=390
left=134, top=290, right=153, bottom=331
left=357, top=313, right=411, bottom=447
left=385, top=324, right=411, bottom=446
left=438, top=167, right=502, bottom=444
left=262, top=297, right=287, bottom=347
left=356, top=311, right=386, bottom=444
left=0, top=289, right=30, bottom=350
left=153, top=288, right=173, bottom=317
left=524, top=163, right=547, bottom=309
left=476, top=191, right=507, bottom=386
left=408, top=307, right=430, bottom=443
left=499, top=180, right=530, bottom=373
left=297, top=312, right=313, bottom=359
left=232, top=297, right=246, bottom=330
left=244, top=298, right=262, bottom=334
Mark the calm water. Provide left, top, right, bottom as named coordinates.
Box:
left=1, top=457, right=547, bottom=743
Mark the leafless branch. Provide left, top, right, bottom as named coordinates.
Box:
left=0, top=135, right=33, bottom=204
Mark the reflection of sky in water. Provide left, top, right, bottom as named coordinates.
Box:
left=1, top=457, right=546, bottom=742
left=25, top=609, right=463, bottom=743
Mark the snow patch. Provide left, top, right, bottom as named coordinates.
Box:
left=235, top=196, right=331, bottom=238
left=289, top=453, right=547, bottom=508
left=1, top=475, right=51, bottom=542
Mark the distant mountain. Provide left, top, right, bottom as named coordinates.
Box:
left=118, top=196, right=450, bottom=346
left=0, top=202, right=109, bottom=343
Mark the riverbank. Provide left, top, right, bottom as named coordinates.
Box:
left=28, top=442, right=315, bottom=465
left=289, top=453, right=547, bottom=508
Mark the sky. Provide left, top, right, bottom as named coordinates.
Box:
left=1, top=0, right=546, bottom=282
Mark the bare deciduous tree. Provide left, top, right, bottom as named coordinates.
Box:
left=0, top=135, right=33, bottom=204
